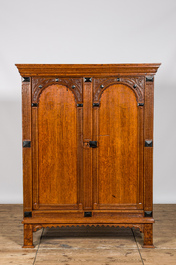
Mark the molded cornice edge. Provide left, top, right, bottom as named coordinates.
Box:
left=15, top=63, right=161, bottom=77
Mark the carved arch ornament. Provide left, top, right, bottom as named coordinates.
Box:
left=32, top=77, right=83, bottom=104
left=93, top=76, right=145, bottom=103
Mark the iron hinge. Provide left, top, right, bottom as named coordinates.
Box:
left=144, top=211, right=153, bottom=217
left=24, top=211, right=32, bottom=217
left=23, top=141, right=31, bottom=148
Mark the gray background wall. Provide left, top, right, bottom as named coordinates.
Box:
left=0, top=0, right=176, bottom=203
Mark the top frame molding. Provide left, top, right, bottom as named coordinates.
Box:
left=16, top=64, right=161, bottom=77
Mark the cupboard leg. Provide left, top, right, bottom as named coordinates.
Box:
left=143, top=223, right=154, bottom=248
left=23, top=224, right=34, bottom=248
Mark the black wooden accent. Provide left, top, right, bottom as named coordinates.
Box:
left=77, top=103, right=83, bottom=107
left=84, top=77, right=92, bottom=82
left=145, top=140, right=153, bottom=147
left=133, top=84, right=137, bottom=88
left=138, top=103, right=144, bottom=106
left=31, top=103, right=38, bottom=107
left=117, top=78, right=120, bottom=81
left=22, top=77, right=30, bottom=82
left=100, top=84, right=104, bottom=88
left=146, top=76, right=154, bottom=82
left=23, top=141, right=31, bottom=148
left=24, top=211, right=32, bottom=217
left=89, top=141, right=97, bottom=148
left=72, top=85, right=75, bottom=89
left=84, top=212, right=92, bottom=217
left=93, top=103, right=100, bottom=107
left=55, top=78, right=59, bottom=82
left=144, top=211, right=153, bottom=217
left=39, top=85, right=42, bottom=88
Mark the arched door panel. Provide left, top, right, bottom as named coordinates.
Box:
left=93, top=84, right=144, bottom=210
left=32, top=84, right=83, bottom=210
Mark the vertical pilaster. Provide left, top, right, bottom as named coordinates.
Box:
left=144, top=77, right=154, bottom=212
left=83, top=77, right=93, bottom=209
left=22, top=77, right=32, bottom=213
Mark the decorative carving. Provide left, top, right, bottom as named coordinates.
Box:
left=30, top=223, right=143, bottom=230
left=93, top=76, right=145, bottom=103
left=23, top=223, right=145, bottom=248
left=32, top=77, right=83, bottom=103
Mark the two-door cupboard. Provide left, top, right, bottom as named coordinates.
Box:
left=16, top=64, right=160, bottom=248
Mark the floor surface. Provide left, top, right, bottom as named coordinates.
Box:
left=0, top=204, right=176, bottom=264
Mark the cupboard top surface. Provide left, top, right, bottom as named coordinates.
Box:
left=16, top=63, right=161, bottom=77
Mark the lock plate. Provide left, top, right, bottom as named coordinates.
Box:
left=89, top=141, right=97, bottom=148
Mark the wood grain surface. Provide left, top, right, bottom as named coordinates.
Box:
left=38, top=85, right=78, bottom=207
left=97, top=84, right=138, bottom=207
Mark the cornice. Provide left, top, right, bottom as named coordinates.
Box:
left=16, top=63, right=161, bottom=77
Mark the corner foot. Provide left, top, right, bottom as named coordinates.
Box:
left=23, top=224, right=34, bottom=248
left=143, top=223, right=154, bottom=248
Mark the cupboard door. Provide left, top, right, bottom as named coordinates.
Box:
left=32, top=80, right=83, bottom=210
left=93, top=81, right=144, bottom=210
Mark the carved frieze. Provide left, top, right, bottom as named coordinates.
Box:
left=93, top=76, right=145, bottom=103
left=32, top=77, right=83, bottom=103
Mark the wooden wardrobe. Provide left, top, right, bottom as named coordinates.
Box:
left=16, top=64, right=160, bottom=248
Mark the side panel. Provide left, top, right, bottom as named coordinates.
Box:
left=32, top=84, right=83, bottom=210
left=93, top=83, right=144, bottom=210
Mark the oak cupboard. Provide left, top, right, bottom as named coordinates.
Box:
left=16, top=64, right=160, bottom=248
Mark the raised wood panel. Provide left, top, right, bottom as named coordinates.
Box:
left=37, top=85, right=79, bottom=207
left=95, top=84, right=140, bottom=208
